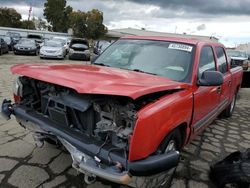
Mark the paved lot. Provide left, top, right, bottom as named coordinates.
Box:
left=0, top=53, right=250, bottom=188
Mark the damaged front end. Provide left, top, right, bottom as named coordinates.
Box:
left=1, top=76, right=179, bottom=187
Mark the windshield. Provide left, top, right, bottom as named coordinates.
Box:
left=18, top=39, right=35, bottom=45
left=44, top=41, right=62, bottom=47
left=227, top=50, right=248, bottom=58
left=3, top=37, right=11, bottom=43
left=94, top=39, right=195, bottom=82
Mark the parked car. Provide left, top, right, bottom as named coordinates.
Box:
left=1, top=36, right=243, bottom=188
left=52, top=37, right=70, bottom=53
left=6, top=32, right=21, bottom=43
left=3, top=36, right=16, bottom=51
left=0, top=38, right=9, bottom=55
left=94, top=40, right=112, bottom=55
left=27, top=34, right=44, bottom=45
left=13, top=39, right=40, bottom=55
left=227, top=50, right=250, bottom=71
left=40, top=40, right=66, bottom=59
left=69, top=38, right=90, bottom=60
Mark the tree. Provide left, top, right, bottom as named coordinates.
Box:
left=21, top=20, right=36, bottom=30
left=69, top=9, right=107, bottom=39
left=36, top=17, right=48, bottom=31
left=0, top=7, right=22, bottom=28
left=69, top=11, right=87, bottom=38
left=43, top=0, right=72, bottom=32
left=85, top=9, right=107, bottom=39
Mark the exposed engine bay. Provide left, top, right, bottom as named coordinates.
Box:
left=17, top=76, right=140, bottom=152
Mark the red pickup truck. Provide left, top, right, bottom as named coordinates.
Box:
left=1, top=36, right=243, bottom=188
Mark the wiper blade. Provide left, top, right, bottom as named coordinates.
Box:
left=93, top=63, right=110, bottom=67
left=132, top=69, right=157, bottom=75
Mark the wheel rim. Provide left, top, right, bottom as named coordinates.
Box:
left=165, top=140, right=177, bottom=153
left=230, top=94, right=236, bottom=113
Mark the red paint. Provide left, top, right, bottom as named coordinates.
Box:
left=11, top=64, right=188, bottom=100
left=10, top=36, right=243, bottom=162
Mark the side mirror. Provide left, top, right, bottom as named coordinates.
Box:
left=198, top=71, right=224, bottom=86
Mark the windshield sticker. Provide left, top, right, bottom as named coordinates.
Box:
left=168, top=43, right=193, bottom=52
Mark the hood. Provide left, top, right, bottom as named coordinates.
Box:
left=41, top=46, right=62, bottom=51
left=11, top=64, right=189, bottom=99
left=15, top=44, right=35, bottom=48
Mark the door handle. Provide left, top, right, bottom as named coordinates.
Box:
left=217, top=86, right=222, bottom=93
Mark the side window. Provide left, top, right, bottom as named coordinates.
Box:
left=216, top=47, right=228, bottom=74
left=198, top=46, right=216, bottom=78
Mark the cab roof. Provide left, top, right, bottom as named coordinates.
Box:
left=122, top=35, right=223, bottom=46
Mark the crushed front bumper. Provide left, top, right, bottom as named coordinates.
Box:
left=1, top=100, right=180, bottom=186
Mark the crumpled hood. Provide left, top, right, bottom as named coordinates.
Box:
left=11, top=64, right=189, bottom=99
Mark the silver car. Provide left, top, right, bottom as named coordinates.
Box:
left=40, top=40, right=66, bottom=59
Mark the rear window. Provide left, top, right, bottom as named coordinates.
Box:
left=216, top=47, right=228, bottom=74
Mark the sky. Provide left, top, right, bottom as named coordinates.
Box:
left=1, top=0, right=250, bottom=47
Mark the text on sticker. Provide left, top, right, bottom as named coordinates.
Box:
left=168, top=43, right=193, bottom=52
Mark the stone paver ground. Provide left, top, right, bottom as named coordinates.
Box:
left=0, top=53, right=250, bottom=188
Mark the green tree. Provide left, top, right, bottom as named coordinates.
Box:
left=69, top=9, right=107, bottom=39
left=43, top=0, right=72, bottom=32
left=36, top=17, right=48, bottom=31
left=69, top=11, right=87, bottom=38
left=21, top=20, right=36, bottom=30
left=85, top=9, right=107, bottom=39
left=0, top=7, right=22, bottom=28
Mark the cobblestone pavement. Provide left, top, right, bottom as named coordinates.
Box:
left=0, top=53, right=250, bottom=188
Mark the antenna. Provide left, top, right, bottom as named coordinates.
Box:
left=28, top=4, right=32, bottom=21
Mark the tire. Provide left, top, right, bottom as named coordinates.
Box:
left=221, top=93, right=237, bottom=118
left=130, top=129, right=181, bottom=188
left=0, top=49, right=2, bottom=56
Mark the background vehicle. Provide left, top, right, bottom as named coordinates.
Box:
left=69, top=38, right=90, bottom=60
left=3, top=36, right=16, bottom=51
left=13, top=39, right=40, bottom=55
left=52, top=37, right=70, bottom=53
left=93, top=40, right=112, bottom=55
left=227, top=49, right=250, bottom=71
left=1, top=36, right=243, bottom=188
left=6, top=32, right=21, bottom=43
left=0, top=38, right=9, bottom=55
left=27, top=34, right=44, bottom=45
left=40, top=40, right=66, bottom=59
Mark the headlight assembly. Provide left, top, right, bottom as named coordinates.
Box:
left=13, top=77, right=23, bottom=97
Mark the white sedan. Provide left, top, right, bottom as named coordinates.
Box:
left=40, top=40, right=66, bottom=60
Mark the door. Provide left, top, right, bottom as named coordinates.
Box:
left=193, top=46, right=221, bottom=131
left=215, top=46, right=232, bottom=106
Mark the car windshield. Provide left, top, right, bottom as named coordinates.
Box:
left=44, top=41, right=62, bottom=47
left=3, top=37, right=11, bottom=43
left=94, top=39, right=195, bottom=82
left=18, top=39, right=35, bottom=45
left=227, top=50, right=248, bottom=58
left=53, top=38, right=66, bottom=45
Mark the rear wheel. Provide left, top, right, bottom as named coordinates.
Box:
left=221, top=93, right=237, bottom=118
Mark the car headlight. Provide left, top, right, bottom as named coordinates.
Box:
left=57, top=49, right=63, bottom=54
left=13, top=77, right=23, bottom=97
left=69, top=49, right=74, bottom=53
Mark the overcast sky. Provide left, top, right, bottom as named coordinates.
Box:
left=1, top=0, right=250, bottom=47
